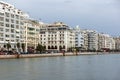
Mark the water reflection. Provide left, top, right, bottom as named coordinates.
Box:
left=0, top=54, right=120, bottom=80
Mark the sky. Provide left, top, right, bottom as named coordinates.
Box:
left=2, top=0, right=120, bottom=36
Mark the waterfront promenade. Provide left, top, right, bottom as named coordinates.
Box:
left=0, top=52, right=119, bottom=59
left=0, top=52, right=99, bottom=59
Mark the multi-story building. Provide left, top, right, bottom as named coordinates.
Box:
left=98, top=33, right=105, bottom=50
left=0, top=1, right=117, bottom=53
left=98, top=33, right=115, bottom=51
left=80, top=29, right=98, bottom=51
left=73, top=25, right=84, bottom=50
left=24, top=19, right=40, bottom=52
left=87, top=30, right=98, bottom=51
left=0, top=1, right=28, bottom=50
left=114, top=37, right=120, bottom=51
left=80, top=29, right=88, bottom=50
left=40, top=22, right=75, bottom=52
left=109, top=37, right=115, bottom=50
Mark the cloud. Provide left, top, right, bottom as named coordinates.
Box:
left=114, top=0, right=120, bottom=7
left=64, top=0, right=72, bottom=3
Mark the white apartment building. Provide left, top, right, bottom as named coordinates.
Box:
left=24, top=19, right=40, bottom=52
left=79, top=30, right=88, bottom=50
left=109, top=37, right=115, bottom=50
left=98, top=33, right=115, bottom=51
left=87, top=30, right=98, bottom=51
left=40, top=22, right=75, bottom=52
left=114, top=37, right=120, bottom=50
left=0, top=1, right=28, bottom=49
left=73, top=25, right=84, bottom=49
left=80, top=29, right=98, bottom=51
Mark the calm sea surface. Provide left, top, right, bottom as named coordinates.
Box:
left=0, top=54, right=120, bottom=80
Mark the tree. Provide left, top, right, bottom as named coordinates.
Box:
left=36, top=44, right=45, bottom=54
left=6, top=42, right=11, bottom=51
left=16, top=42, right=20, bottom=53
left=17, top=42, right=20, bottom=49
left=75, top=47, right=80, bottom=52
left=3, top=44, right=6, bottom=48
left=21, top=43, right=25, bottom=52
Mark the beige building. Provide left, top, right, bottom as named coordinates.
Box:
left=98, top=33, right=115, bottom=51
left=24, top=19, right=40, bottom=52
left=114, top=37, right=120, bottom=51
left=40, top=22, right=75, bottom=52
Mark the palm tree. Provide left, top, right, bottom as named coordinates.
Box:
left=16, top=42, right=20, bottom=53
left=21, top=43, right=25, bottom=52
left=6, top=42, right=11, bottom=51
left=3, top=44, right=6, bottom=50
left=3, top=44, right=6, bottom=48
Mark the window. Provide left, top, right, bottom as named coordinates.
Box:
left=5, top=34, right=9, bottom=37
left=11, top=40, right=14, bottom=42
left=0, top=33, right=3, bottom=37
left=5, top=12, right=9, bottom=17
left=11, top=29, right=14, bottom=33
left=0, top=22, right=4, bottom=26
left=16, top=25, right=19, bottom=29
left=11, top=24, right=14, bottom=28
left=16, top=20, right=19, bottom=24
left=6, top=39, right=9, bottom=41
left=63, top=45, right=65, bottom=49
left=36, top=29, right=39, bottom=32
left=2, top=7, right=5, bottom=10
left=0, top=28, right=3, bottom=31
left=11, top=14, right=14, bottom=18
left=16, top=36, right=19, bottom=38
left=11, top=19, right=14, bottom=23
left=6, top=24, right=9, bottom=27
left=0, top=12, right=4, bottom=16
left=20, top=16, right=24, bottom=20
left=16, top=31, right=19, bottom=34
left=20, top=22, right=23, bottom=25
left=11, top=34, right=14, bottom=38
left=8, top=9, right=10, bottom=11
left=5, top=18, right=9, bottom=22
left=0, top=38, right=3, bottom=41
left=16, top=39, right=19, bottom=42
left=16, top=15, right=19, bottom=19
left=5, top=29, right=9, bottom=32
left=0, top=17, right=4, bottom=21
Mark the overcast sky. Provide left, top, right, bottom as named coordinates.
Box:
left=3, top=0, right=120, bottom=36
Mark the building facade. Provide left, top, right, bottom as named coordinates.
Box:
left=24, top=19, right=40, bottom=52
left=114, top=37, right=120, bottom=51
left=0, top=1, right=28, bottom=50
left=73, top=25, right=84, bottom=50
left=98, top=33, right=115, bottom=51
left=78, top=29, right=98, bottom=51
left=87, top=30, right=98, bottom=51
left=40, top=22, right=75, bottom=52
left=80, top=29, right=88, bottom=50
